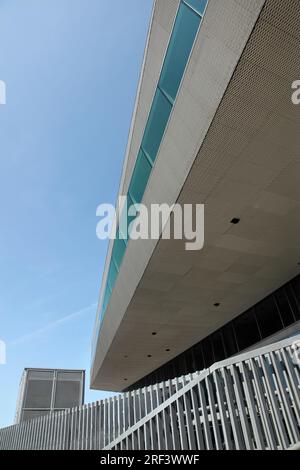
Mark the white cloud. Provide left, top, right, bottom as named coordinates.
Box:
left=9, top=303, right=97, bottom=346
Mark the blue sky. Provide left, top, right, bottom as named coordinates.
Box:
left=0, top=0, right=152, bottom=428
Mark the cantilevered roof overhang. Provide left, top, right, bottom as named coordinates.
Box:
left=91, top=0, right=300, bottom=391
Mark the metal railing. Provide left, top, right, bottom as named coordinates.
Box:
left=0, top=371, right=195, bottom=450
left=1, top=335, right=299, bottom=450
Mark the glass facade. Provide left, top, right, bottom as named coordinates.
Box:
left=159, top=2, right=202, bottom=102
left=141, top=89, right=172, bottom=164
left=94, top=0, right=208, bottom=338
left=128, top=274, right=300, bottom=390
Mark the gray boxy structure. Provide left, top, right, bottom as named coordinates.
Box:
left=15, top=369, right=85, bottom=423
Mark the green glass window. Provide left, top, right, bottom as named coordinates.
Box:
left=107, top=262, right=118, bottom=292
left=255, top=296, right=283, bottom=338
left=184, top=0, right=207, bottom=16
left=222, top=325, right=238, bottom=357
left=159, top=2, right=201, bottom=102
left=275, top=288, right=295, bottom=327
left=127, top=193, right=137, bottom=239
left=234, top=309, right=261, bottom=350
left=211, top=332, right=225, bottom=362
left=102, top=285, right=111, bottom=317
left=112, top=232, right=127, bottom=271
left=202, top=338, right=214, bottom=368
left=117, top=195, right=136, bottom=245
left=141, top=88, right=172, bottom=164
left=118, top=204, right=128, bottom=242
left=95, top=0, right=207, bottom=333
left=128, top=149, right=152, bottom=204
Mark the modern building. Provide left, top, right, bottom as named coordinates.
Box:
left=91, top=0, right=300, bottom=392
left=15, top=368, right=85, bottom=423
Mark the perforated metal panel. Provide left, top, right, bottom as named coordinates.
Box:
left=24, top=378, right=53, bottom=409
left=15, top=369, right=85, bottom=423
left=54, top=372, right=83, bottom=409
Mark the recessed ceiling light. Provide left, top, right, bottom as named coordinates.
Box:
left=231, top=218, right=240, bottom=225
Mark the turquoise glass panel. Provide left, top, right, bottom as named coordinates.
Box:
left=118, top=195, right=135, bottom=245
left=96, top=0, right=207, bottom=338
left=112, top=232, right=127, bottom=271
left=100, top=304, right=105, bottom=324
left=107, top=262, right=118, bottom=292
left=128, top=149, right=152, bottom=204
left=118, top=204, right=128, bottom=242
left=102, top=284, right=111, bottom=317
left=141, top=88, right=172, bottom=164
left=184, top=0, right=207, bottom=15
left=159, top=2, right=201, bottom=102
left=127, top=193, right=137, bottom=239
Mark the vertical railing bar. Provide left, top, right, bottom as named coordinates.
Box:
left=182, top=375, right=196, bottom=450
left=42, top=415, right=48, bottom=450
left=149, top=386, right=155, bottom=449
left=155, top=384, right=164, bottom=450
left=37, top=416, right=43, bottom=450
left=249, top=357, right=278, bottom=450
left=28, top=419, right=33, bottom=450
left=282, top=348, right=300, bottom=411
left=213, top=369, right=234, bottom=450
left=69, top=408, right=75, bottom=450
left=221, top=367, right=244, bottom=450
left=33, top=416, right=39, bottom=450
left=230, top=365, right=253, bottom=450
left=239, top=361, right=266, bottom=450
left=197, top=379, right=213, bottom=450
left=205, top=375, right=222, bottom=450
left=90, top=403, right=94, bottom=450
left=259, top=355, right=290, bottom=449
left=143, top=387, right=151, bottom=450
left=63, top=409, right=69, bottom=450
left=161, top=380, right=173, bottom=450
left=190, top=379, right=205, bottom=450
left=99, top=401, right=104, bottom=449
left=270, top=351, right=300, bottom=443
left=175, top=377, right=188, bottom=450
